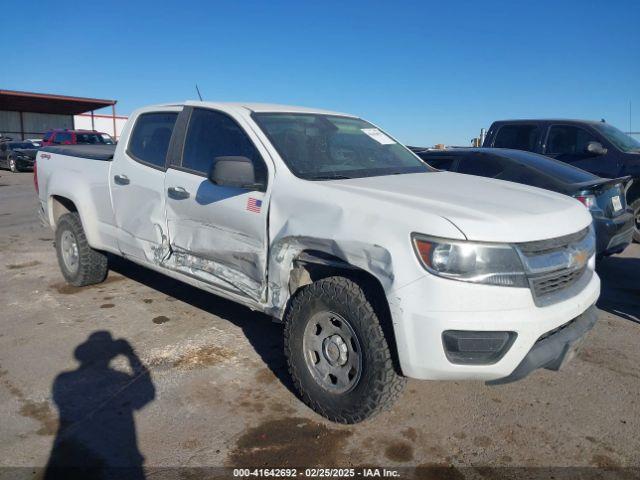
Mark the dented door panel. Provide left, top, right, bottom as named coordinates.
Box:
left=164, top=168, right=268, bottom=301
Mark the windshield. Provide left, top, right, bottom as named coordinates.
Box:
left=253, top=113, right=431, bottom=180
left=593, top=123, right=640, bottom=153
left=75, top=133, right=114, bottom=145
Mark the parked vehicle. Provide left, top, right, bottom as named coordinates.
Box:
left=413, top=147, right=634, bottom=256
left=483, top=119, right=640, bottom=241
left=41, top=129, right=115, bottom=147
left=26, top=138, right=43, bottom=147
left=0, top=140, right=38, bottom=172
left=35, top=102, right=600, bottom=423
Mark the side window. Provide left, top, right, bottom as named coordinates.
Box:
left=54, top=132, right=72, bottom=144
left=457, top=154, right=507, bottom=178
left=182, top=108, right=267, bottom=184
left=546, top=126, right=598, bottom=156
left=127, top=112, right=178, bottom=168
left=493, top=125, right=539, bottom=151
left=43, top=132, right=53, bottom=143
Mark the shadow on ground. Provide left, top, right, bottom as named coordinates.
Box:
left=107, top=255, right=294, bottom=393
left=596, top=255, right=640, bottom=324
left=45, top=331, right=154, bottom=480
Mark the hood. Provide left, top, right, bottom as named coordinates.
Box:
left=324, top=171, right=592, bottom=243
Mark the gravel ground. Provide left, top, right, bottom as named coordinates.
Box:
left=0, top=171, right=638, bottom=479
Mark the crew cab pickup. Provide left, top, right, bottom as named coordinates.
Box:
left=35, top=102, right=600, bottom=423
left=483, top=119, right=640, bottom=241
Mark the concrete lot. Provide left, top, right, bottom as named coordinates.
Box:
left=0, top=171, right=639, bottom=478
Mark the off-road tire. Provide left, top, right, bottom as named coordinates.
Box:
left=284, top=276, right=406, bottom=424
left=55, top=212, right=108, bottom=287
left=8, top=156, right=18, bottom=173
left=631, top=198, right=640, bottom=243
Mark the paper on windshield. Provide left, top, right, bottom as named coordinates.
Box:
left=361, top=128, right=396, bottom=145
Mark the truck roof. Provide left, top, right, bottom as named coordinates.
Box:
left=490, top=119, right=605, bottom=125
left=181, top=101, right=355, bottom=117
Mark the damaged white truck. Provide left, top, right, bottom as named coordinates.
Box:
left=35, top=102, right=600, bottom=423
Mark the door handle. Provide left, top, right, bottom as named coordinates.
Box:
left=168, top=186, right=190, bottom=200
left=114, top=174, right=130, bottom=185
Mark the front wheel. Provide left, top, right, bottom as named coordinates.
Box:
left=8, top=156, right=18, bottom=173
left=631, top=199, right=640, bottom=243
left=284, top=276, right=406, bottom=423
left=55, top=212, right=108, bottom=286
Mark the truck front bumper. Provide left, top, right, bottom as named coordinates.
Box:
left=486, top=304, right=597, bottom=385
left=390, top=262, right=600, bottom=382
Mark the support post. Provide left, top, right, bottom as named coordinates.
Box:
left=112, top=103, right=117, bottom=141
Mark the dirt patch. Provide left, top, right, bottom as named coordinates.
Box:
left=100, top=303, right=115, bottom=309
left=239, top=400, right=266, bottom=414
left=171, top=345, right=234, bottom=369
left=473, top=435, right=492, bottom=448
left=6, top=260, right=41, bottom=270
left=143, top=298, right=153, bottom=304
left=19, top=400, right=58, bottom=436
left=414, top=464, right=465, bottom=480
left=227, top=417, right=352, bottom=467
left=50, top=275, right=125, bottom=295
left=385, top=441, right=414, bottom=462
left=269, top=403, right=296, bottom=415
left=401, top=427, right=418, bottom=442
left=578, top=345, right=639, bottom=380
left=255, top=368, right=276, bottom=385
left=153, top=316, right=170, bottom=325
left=590, top=454, right=621, bottom=468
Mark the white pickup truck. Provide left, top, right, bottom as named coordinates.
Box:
left=35, top=102, right=600, bottom=423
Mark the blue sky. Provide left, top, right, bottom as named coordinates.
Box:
left=2, top=0, right=638, bottom=145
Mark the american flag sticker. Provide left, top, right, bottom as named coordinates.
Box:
left=246, top=197, right=263, bottom=213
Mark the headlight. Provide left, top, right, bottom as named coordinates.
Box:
left=412, top=234, right=528, bottom=287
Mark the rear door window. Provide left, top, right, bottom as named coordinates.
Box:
left=493, top=125, right=540, bottom=151
left=127, top=112, right=178, bottom=168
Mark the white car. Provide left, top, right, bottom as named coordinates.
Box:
left=35, top=102, right=600, bottom=423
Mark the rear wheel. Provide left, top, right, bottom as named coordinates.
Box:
left=284, top=276, right=406, bottom=423
left=55, top=212, right=108, bottom=287
left=631, top=199, right=640, bottom=243
left=8, top=156, right=18, bottom=173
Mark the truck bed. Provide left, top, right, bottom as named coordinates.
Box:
left=40, top=144, right=116, bottom=161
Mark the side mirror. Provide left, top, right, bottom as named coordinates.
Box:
left=209, top=156, right=263, bottom=190
left=586, top=141, right=607, bottom=156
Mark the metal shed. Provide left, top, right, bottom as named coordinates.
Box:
left=0, top=89, right=117, bottom=141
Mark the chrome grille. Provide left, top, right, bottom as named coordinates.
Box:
left=515, top=226, right=595, bottom=306
left=518, top=227, right=589, bottom=256
left=531, top=267, right=587, bottom=298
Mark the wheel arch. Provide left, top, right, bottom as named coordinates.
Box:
left=281, top=249, right=403, bottom=375
left=626, top=178, right=640, bottom=204
left=49, top=195, right=78, bottom=227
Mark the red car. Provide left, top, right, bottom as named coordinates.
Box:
left=41, top=129, right=115, bottom=146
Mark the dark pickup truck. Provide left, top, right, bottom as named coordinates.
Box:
left=483, top=119, right=640, bottom=241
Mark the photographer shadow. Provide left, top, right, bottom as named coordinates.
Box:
left=44, top=331, right=155, bottom=480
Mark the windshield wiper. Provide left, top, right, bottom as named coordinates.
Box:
left=306, top=174, right=352, bottom=180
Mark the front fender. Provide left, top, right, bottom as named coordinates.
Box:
left=266, top=236, right=394, bottom=318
